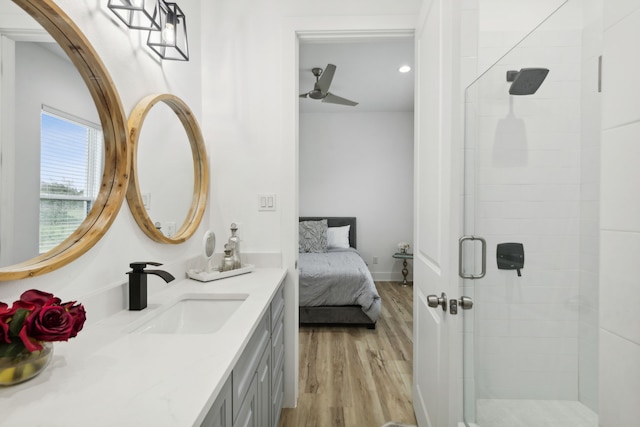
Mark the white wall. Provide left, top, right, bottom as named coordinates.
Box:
left=299, top=112, right=414, bottom=281
left=599, top=2, right=640, bottom=426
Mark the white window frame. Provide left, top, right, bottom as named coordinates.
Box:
left=39, top=105, right=103, bottom=254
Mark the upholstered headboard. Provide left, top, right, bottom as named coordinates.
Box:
left=299, top=217, right=357, bottom=249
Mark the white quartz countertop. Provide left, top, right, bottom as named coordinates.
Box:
left=0, top=268, right=287, bottom=427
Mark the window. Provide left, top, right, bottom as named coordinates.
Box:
left=39, top=106, right=103, bottom=254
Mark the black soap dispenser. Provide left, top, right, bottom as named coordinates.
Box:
left=496, top=243, right=524, bottom=276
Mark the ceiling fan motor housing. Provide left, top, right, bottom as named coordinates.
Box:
left=309, top=90, right=325, bottom=100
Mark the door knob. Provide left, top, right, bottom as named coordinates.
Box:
left=459, top=296, right=473, bottom=310
left=427, top=292, right=447, bottom=311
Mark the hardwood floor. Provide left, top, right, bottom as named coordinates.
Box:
left=279, top=281, right=417, bottom=427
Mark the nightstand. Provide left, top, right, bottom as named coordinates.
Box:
left=392, top=252, right=413, bottom=286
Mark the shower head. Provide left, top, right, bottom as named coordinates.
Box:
left=506, top=68, right=549, bottom=95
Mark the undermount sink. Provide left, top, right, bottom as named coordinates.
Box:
left=132, top=293, right=249, bottom=334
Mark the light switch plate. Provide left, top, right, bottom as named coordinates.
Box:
left=258, top=194, right=276, bottom=211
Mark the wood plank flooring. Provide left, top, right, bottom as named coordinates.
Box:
left=279, top=281, right=417, bottom=427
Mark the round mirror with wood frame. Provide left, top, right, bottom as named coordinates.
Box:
left=0, top=0, right=129, bottom=281
left=126, top=94, right=209, bottom=244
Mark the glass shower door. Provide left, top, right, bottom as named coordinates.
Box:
left=462, top=1, right=601, bottom=426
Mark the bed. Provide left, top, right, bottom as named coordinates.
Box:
left=298, top=217, right=381, bottom=329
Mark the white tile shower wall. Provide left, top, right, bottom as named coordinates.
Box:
left=473, top=24, right=582, bottom=400
left=599, top=1, right=640, bottom=424
left=598, top=0, right=640, bottom=427
left=602, top=7, right=640, bottom=130
left=599, top=330, right=640, bottom=427
left=578, top=0, right=601, bottom=412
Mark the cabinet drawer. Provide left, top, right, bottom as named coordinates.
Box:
left=232, top=312, right=269, bottom=422
left=271, top=364, right=284, bottom=427
left=271, top=312, right=284, bottom=382
left=270, top=284, right=284, bottom=328
left=256, top=345, right=271, bottom=426
left=235, top=372, right=258, bottom=427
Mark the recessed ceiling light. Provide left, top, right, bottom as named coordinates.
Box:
left=398, top=65, right=411, bottom=73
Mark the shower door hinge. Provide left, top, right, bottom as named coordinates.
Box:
left=598, top=55, right=602, bottom=93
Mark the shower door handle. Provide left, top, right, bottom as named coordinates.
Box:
left=458, top=235, right=486, bottom=279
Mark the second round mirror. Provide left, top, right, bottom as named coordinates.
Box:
left=126, top=94, right=208, bottom=243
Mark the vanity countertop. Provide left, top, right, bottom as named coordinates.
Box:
left=0, top=268, right=287, bottom=427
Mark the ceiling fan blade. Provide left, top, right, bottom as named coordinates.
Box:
left=299, top=93, right=309, bottom=98
left=323, top=92, right=358, bottom=107
left=316, top=64, right=336, bottom=93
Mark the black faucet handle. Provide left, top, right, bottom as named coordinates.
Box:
left=129, top=261, right=163, bottom=272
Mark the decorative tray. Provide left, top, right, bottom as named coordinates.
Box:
left=187, top=264, right=255, bottom=282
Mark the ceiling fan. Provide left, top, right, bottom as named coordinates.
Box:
left=299, top=64, right=358, bottom=106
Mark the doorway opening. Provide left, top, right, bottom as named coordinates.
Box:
left=285, top=33, right=417, bottom=425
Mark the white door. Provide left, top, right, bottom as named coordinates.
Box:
left=413, top=0, right=461, bottom=426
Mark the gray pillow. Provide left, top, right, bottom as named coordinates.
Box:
left=298, top=220, right=328, bottom=253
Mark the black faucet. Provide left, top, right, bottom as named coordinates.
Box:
left=127, top=262, right=175, bottom=311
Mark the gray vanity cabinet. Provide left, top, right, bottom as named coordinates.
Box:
left=200, top=282, right=284, bottom=427
left=232, top=310, right=270, bottom=424
left=256, top=344, right=271, bottom=424
left=235, top=373, right=258, bottom=427
left=270, top=285, right=285, bottom=427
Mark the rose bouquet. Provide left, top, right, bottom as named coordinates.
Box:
left=0, top=289, right=86, bottom=358
left=397, top=242, right=410, bottom=254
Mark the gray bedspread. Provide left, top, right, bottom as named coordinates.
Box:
left=298, top=248, right=381, bottom=322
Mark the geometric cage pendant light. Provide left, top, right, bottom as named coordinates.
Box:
left=147, top=1, right=189, bottom=61
left=107, top=0, right=161, bottom=31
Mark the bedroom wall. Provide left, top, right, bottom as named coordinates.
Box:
left=299, top=111, right=414, bottom=281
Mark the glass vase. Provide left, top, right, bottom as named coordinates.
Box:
left=0, top=342, right=53, bottom=386
left=229, top=223, right=241, bottom=269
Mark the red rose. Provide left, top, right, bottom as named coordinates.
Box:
left=1, top=289, right=86, bottom=353
left=24, top=302, right=74, bottom=343
left=63, top=301, right=87, bottom=338
left=0, top=302, right=10, bottom=344
left=20, top=289, right=59, bottom=307
left=9, top=300, right=42, bottom=351
left=18, top=327, right=42, bottom=351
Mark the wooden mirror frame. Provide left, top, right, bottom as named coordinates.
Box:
left=126, top=94, right=209, bottom=244
left=0, top=0, right=130, bottom=280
